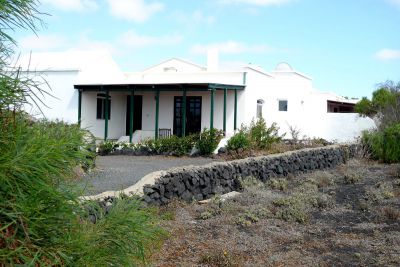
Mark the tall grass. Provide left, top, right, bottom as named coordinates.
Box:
left=0, top=114, right=165, bottom=266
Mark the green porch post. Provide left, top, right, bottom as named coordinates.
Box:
left=223, top=88, right=227, bottom=135
left=155, top=90, right=160, bottom=139
left=182, top=88, right=187, bottom=137
left=104, top=89, right=109, bottom=141
left=234, top=90, right=238, bottom=131
left=78, top=89, right=82, bottom=127
left=210, top=88, right=215, bottom=129
left=129, top=88, right=134, bottom=143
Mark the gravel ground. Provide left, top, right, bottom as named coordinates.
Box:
left=79, top=155, right=217, bottom=195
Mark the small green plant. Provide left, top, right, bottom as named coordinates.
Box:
left=239, top=176, right=265, bottom=190
left=272, top=194, right=312, bottom=223
left=344, top=173, right=362, bottom=184
left=226, top=128, right=250, bottom=151
left=199, top=250, right=241, bottom=267
left=98, top=140, right=117, bottom=155
left=235, top=211, right=260, bottom=227
left=248, top=118, right=284, bottom=150
left=267, top=178, right=288, bottom=191
left=199, top=210, right=214, bottom=220
left=196, top=128, right=224, bottom=155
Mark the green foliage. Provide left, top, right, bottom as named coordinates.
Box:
left=248, top=118, right=284, bottom=150
left=226, top=119, right=283, bottom=153
left=0, top=117, right=166, bottom=265
left=0, top=2, right=165, bottom=265
left=354, top=97, right=374, bottom=117
left=267, top=178, right=288, bottom=191
left=362, top=123, right=400, bottom=163
left=355, top=81, right=400, bottom=129
left=156, top=134, right=199, bottom=156
left=196, top=128, right=224, bottom=155
left=226, top=128, right=250, bottom=151
left=74, top=198, right=166, bottom=266
left=98, top=140, right=117, bottom=155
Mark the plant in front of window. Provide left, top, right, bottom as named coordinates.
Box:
left=196, top=128, right=224, bottom=155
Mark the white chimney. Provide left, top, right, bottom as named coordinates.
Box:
left=207, top=48, right=219, bottom=71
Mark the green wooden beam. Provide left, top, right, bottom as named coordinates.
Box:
left=210, top=89, right=215, bottom=129
left=155, top=90, right=160, bottom=140
left=234, top=90, right=238, bottom=131
left=129, top=88, right=134, bottom=143
left=104, top=90, right=109, bottom=141
left=182, top=89, right=187, bottom=137
left=78, top=89, right=82, bottom=126
left=223, top=88, right=227, bottom=135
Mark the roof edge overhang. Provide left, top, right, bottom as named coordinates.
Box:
left=74, top=82, right=245, bottom=92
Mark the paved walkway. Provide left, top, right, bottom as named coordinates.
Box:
left=79, top=155, right=217, bottom=195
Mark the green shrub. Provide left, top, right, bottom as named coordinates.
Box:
left=196, top=128, right=224, bottom=155
left=267, top=178, right=288, bottom=191
left=248, top=118, right=284, bottom=150
left=226, top=128, right=250, bottom=151
left=98, top=140, right=117, bottom=155
left=0, top=117, right=165, bottom=266
left=75, top=198, right=166, bottom=266
left=362, top=124, right=400, bottom=163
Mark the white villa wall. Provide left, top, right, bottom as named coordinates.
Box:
left=23, top=70, right=79, bottom=122
left=82, top=89, right=239, bottom=140
left=20, top=50, right=376, bottom=143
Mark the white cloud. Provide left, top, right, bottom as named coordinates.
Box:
left=41, top=0, right=98, bottom=11
left=107, top=0, right=163, bottom=22
left=119, top=30, right=183, bottom=48
left=375, top=49, right=400, bottom=61
left=220, top=0, right=294, bottom=6
left=191, top=41, right=274, bottom=55
left=19, top=34, right=68, bottom=51
left=174, top=10, right=215, bottom=25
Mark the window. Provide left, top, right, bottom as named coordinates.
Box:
left=96, top=93, right=111, bottom=120
left=257, top=99, right=264, bottom=118
left=278, top=100, right=288, bottom=112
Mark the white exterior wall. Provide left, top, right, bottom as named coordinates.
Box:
left=23, top=70, right=79, bottom=122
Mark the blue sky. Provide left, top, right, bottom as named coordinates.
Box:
left=14, top=0, right=400, bottom=98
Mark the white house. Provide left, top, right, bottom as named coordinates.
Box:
left=19, top=50, right=375, bottom=143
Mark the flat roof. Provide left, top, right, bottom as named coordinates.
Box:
left=74, top=83, right=245, bottom=91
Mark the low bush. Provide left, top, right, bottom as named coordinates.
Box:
left=98, top=140, right=117, bottom=155
left=249, top=118, right=284, bottom=150
left=226, top=118, right=284, bottom=153
left=362, top=124, right=400, bottom=163
left=267, top=178, right=288, bottom=191
left=196, top=128, right=224, bottom=155
left=226, top=128, right=250, bottom=151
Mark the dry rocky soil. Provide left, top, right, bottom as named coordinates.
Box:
left=151, top=158, right=400, bottom=266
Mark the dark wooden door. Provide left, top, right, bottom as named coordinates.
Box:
left=173, top=96, right=202, bottom=137
left=126, top=95, right=143, bottom=135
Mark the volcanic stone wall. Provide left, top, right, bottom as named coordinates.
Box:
left=143, top=145, right=355, bottom=205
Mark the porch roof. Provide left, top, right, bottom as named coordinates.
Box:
left=74, top=82, right=245, bottom=92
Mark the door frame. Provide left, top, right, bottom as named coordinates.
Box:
left=173, top=96, right=202, bottom=137
left=125, top=95, right=143, bottom=135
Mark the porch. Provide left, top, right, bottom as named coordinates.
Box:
left=74, top=83, right=245, bottom=142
